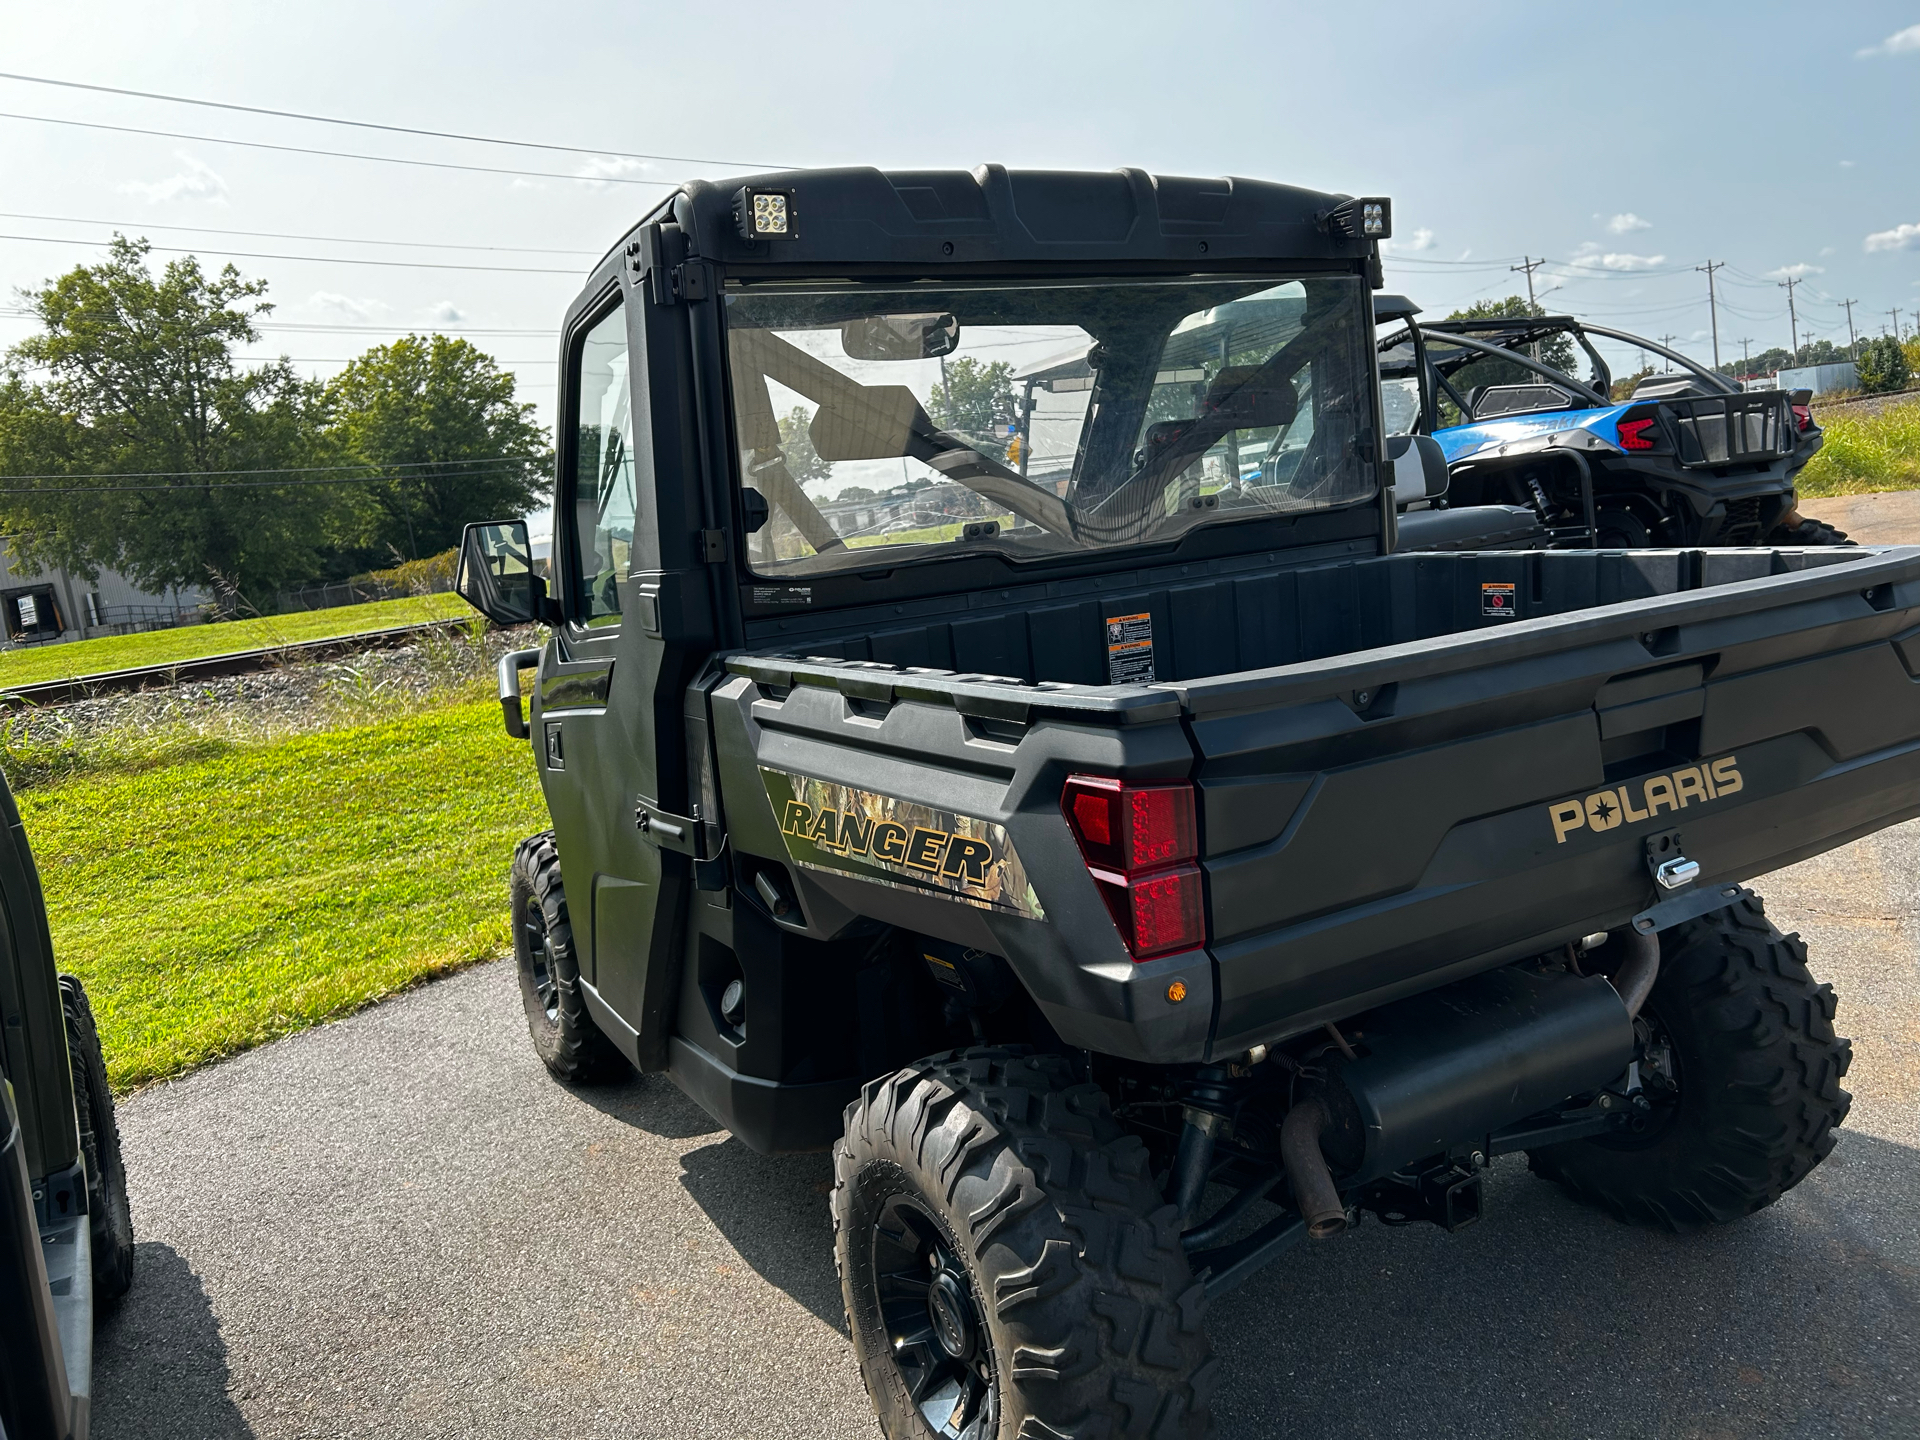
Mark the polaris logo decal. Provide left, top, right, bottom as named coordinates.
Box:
left=758, top=767, right=1044, bottom=918
left=1548, top=755, right=1743, bottom=845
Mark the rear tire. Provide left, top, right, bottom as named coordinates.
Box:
left=61, top=975, right=134, bottom=1304
left=833, top=1047, right=1216, bottom=1440
left=1594, top=507, right=1653, bottom=548
left=1771, top=515, right=1854, bottom=546
left=510, top=832, right=630, bottom=1085
left=1528, top=894, right=1851, bottom=1231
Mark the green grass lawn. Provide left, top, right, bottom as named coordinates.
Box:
left=0, top=591, right=472, bottom=690
left=1798, top=399, right=1920, bottom=498
left=17, top=697, right=548, bottom=1089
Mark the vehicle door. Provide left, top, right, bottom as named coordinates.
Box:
left=536, top=265, right=711, bottom=1070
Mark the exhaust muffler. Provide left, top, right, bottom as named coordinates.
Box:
left=1303, top=958, right=1637, bottom=1193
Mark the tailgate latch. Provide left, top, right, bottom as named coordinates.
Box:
left=1643, top=829, right=1699, bottom=893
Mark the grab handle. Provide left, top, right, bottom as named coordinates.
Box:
left=497, top=648, right=541, bottom=739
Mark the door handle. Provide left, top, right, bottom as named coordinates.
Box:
left=497, top=648, right=541, bottom=739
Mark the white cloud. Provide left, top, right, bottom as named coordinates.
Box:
left=573, top=155, right=658, bottom=185
left=421, top=300, right=467, bottom=323
left=1857, top=23, right=1920, bottom=57
left=1768, top=262, right=1825, bottom=279
left=1380, top=226, right=1434, bottom=254
left=1866, top=222, right=1920, bottom=252
left=1456, top=247, right=1472, bottom=262
left=1572, top=251, right=1667, bottom=271
left=119, top=152, right=229, bottom=204
left=1606, top=212, right=1652, bottom=234
left=304, top=291, right=390, bottom=323
left=1840, top=159, right=1856, bottom=168
left=1819, top=246, right=1835, bottom=256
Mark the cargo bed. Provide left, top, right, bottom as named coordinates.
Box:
left=715, top=544, right=1920, bottom=1062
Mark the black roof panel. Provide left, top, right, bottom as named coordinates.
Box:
left=647, top=165, right=1371, bottom=269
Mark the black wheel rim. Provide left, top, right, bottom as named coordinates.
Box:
left=871, top=1193, right=996, bottom=1439
left=522, top=898, right=560, bottom=1024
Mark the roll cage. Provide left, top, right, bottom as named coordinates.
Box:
left=1378, top=311, right=1739, bottom=433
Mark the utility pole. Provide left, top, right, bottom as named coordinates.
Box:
left=1697, top=259, right=1725, bottom=371
left=1658, top=334, right=1677, bottom=373
left=1512, top=255, right=1546, bottom=362
left=1738, top=338, right=1753, bottom=378
left=1778, top=274, right=1801, bottom=362
left=1840, top=298, right=1859, bottom=357
left=1894, top=307, right=1905, bottom=342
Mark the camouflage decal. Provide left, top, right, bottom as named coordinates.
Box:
left=758, top=767, right=1044, bottom=919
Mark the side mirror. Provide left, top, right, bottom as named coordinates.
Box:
left=456, top=520, right=552, bottom=626
left=840, top=312, right=960, bottom=361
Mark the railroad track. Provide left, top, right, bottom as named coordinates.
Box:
left=0, top=617, right=484, bottom=708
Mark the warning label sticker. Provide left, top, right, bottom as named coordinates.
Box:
left=1481, top=582, right=1517, bottom=619
left=1106, top=612, right=1154, bottom=684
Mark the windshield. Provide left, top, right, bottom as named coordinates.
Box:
left=722, top=274, right=1377, bottom=575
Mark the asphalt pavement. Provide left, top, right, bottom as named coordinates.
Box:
left=94, top=823, right=1920, bottom=1440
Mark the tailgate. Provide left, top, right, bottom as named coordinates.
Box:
left=1177, top=547, right=1920, bottom=1055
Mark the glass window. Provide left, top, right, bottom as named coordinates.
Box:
left=569, top=303, right=635, bottom=623
left=721, top=274, right=1376, bottom=576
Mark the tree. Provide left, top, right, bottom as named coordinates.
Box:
left=1610, top=366, right=1655, bottom=401
left=325, top=334, right=549, bottom=563
left=0, top=237, right=356, bottom=605
left=1442, top=296, right=1580, bottom=389
left=1716, top=338, right=1853, bottom=381
left=775, top=405, right=831, bottom=485
left=929, top=358, right=1015, bottom=453
left=1857, top=335, right=1910, bottom=394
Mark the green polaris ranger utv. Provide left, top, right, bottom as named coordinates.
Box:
left=455, top=166, right=1911, bottom=1440
left=0, top=770, right=134, bottom=1440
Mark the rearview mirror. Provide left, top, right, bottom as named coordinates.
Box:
left=1204, top=366, right=1299, bottom=429
left=840, top=313, right=960, bottom=362
left=456, top=520, right=547, bottom=626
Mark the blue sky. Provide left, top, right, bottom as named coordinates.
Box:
left=1, top=0, right=1917, bottom=423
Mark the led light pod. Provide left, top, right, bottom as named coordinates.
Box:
left=733, top=186, right=799, bottom=242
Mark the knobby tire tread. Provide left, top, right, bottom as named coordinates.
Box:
left=61, top=974, right=135, bottom=1302
left=1529, top=894, right=1851, bottom=1231
left=510, top=831, right=629, bottom=1085
left=834, top=1046, right=1216, bottom=1440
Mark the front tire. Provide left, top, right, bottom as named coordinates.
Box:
left=1529, top=894, right=1851, bottom=1230
left=833, top=1048, right=1215, bottom=1440
left=510, top=832, right=629, bottom=1085
left=61, top=975, right=134, bottom=1303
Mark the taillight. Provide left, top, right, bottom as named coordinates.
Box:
left=1062, top=775, right=1204, bottom=960
left=1791, top=403, right=1812, bottom=433
left=1617, top=417, right=1657, bottom=451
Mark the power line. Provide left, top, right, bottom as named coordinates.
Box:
left=0, top=456, right=530, bottom=480
left=0, top=469, right=538, bottom=494
left=0, top=70, right=789, bottom=169
left=0, top=110, right=682, bottom=187
left=0, top=231, right=580, bottom=275
left=0, top=211, right=595, bottom=256
left=0, top=307, right=560, bottom=337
